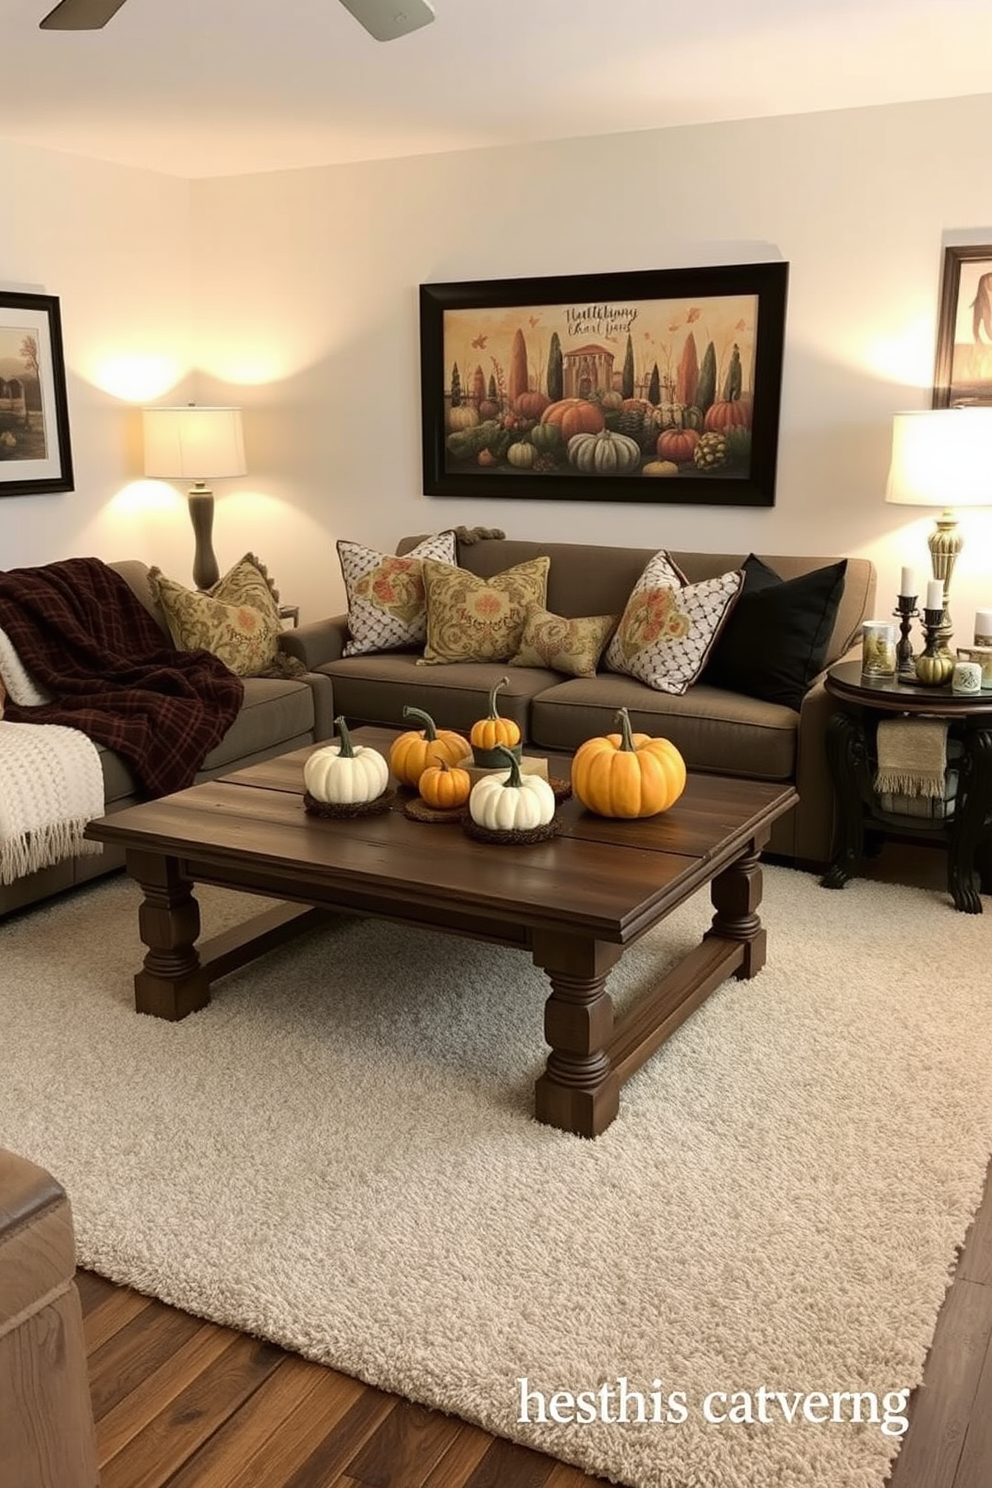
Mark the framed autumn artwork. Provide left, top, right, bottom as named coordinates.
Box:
left=932, top=244, right=992, bottom=408
left=0, top=291, right=74, bottom=497
left=419, top=261, right=789, bottom=507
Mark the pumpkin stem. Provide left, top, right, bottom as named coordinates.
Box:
left=402, top=705, right=438, bottom=740
left=334, top=715, right=355, bottom=758
left=486, top=676, right=508, bottom=719
left=614, top=707, right=636, bottom=753
left=491, top=742, right=523, bottom=788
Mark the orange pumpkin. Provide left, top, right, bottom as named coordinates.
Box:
left=540, top=397, right=606, bottom=442
left=418, top=758, right=472, bottom=810
left=571, top=708, right=686, bottom=819
left=389, top=707, right=469, bottom=787
left=703, top=398, right=752, bottom=433
left=470, top=676, right=522, bottom=753
left=514, top=390, right=551, bottom=420
left=656, top=428, right=700, bottom=464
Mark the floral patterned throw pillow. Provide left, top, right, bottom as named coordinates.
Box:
left=603, top=550, right=744, bottom=694
left=419, top=557, right=550, bottom=665
left=338, top=532, right=457, bottom=657
left=148, top=553, right=286, bottom=678
left=509, top=605, right=616, bottom=678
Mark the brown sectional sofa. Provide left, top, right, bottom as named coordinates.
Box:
left=0, top=559, right=335, bottom=920
left=281, top=534, right=876, bottom=867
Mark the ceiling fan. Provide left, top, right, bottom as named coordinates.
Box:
left=40, top=0, right=437, bottom=41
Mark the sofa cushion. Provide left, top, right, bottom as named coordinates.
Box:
left=148, top=554, right=287, bottom=678
left=320, top=652, right=558, bottom=736
left=339, top=531, right=456, bottom=657
left=420, top=557, right=550, bottom=665
left=509, top=606, right=616, bottom=679
left=603, top=552, right=743, bottom=695
left=530, top=675, right=798, bottom=782
left=702, top=556, right=848, bottom=711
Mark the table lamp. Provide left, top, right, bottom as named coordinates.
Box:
left=142, top=405, right=247, bottom=590
left=885, top=406, right=992, bottom=651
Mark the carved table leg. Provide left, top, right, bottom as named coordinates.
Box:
left=947, top=728, right=992, bottom=914
left=531, top=932, right=622, bottom=1138
left=128, top=850, right=211, bottom=1019
left=707, top=844, right=766, bottom=978
left=821, top=709, right=870, bottom=889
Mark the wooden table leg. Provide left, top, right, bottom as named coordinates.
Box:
left=820, top=708, right=870, bottom=890
left=531, top=932, right=622, bottom=1138
left=128, top=850, right=211, bottom=1020
left=707, top=842, right=767, bottom=977
left=948, top=728, right=992, bottom=914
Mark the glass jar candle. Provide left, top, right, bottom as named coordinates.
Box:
left=862, top=621, right=897, bottom=677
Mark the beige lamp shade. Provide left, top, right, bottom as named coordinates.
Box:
left=142, top=405, right=246, bottom=480
left=885, top=407, right=992, bottom=509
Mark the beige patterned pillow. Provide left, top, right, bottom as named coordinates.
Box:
left=338, top=532, right=456, bottom=657
left=604, top=551, right=744, bottom=695
left=510, top=605, right=616, bottom=678
left=419, top=557, right=550, bottom=665
left=148, top=553, right=285, bottom=677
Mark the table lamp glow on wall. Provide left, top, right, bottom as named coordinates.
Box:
left=142, top=405, right=246, bottom=590
left=885, top=406, right=992, bottom=650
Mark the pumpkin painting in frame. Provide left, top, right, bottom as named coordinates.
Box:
left=419, top=262, right=789, bottom=508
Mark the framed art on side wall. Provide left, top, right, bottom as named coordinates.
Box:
left=933, top=244, right=992, bottom=408
left=0, top=291, right=74, bottom=497
left=419, top=261, right=789, bottom=507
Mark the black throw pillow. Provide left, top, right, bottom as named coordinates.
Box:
left=702, top=555, right=848, bottom=711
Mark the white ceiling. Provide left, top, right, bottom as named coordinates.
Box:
left=4, top=0, right=991, bottom=180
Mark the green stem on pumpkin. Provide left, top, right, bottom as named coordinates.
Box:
left=485, top=676, right=509, bottom=719
left=491, top=742, right=523, bottom=788
left=613, top=708, right=636, bottom=752
left=334, top=715, right=355, bottom=757
left=402, top=705, right=438, bottom=740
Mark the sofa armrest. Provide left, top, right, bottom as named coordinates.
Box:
left=278, top=613, right=349, bottom=671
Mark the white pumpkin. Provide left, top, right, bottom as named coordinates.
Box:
left=304, top=717, right=389, bottom=805
left=469, top=745, right=556, bottom=831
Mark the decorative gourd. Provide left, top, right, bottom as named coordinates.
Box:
left=418, top=758, right=472, bottom=810
left=571, top=708, right=686, bottom=819
left=304, top=717, right=389, bottom=804
left=470, top=676, right=522, bottom=755
left=540, top=397, right=606, bottom=442
left=506, top=439, right=537, bottom=469
left=529, top=420, right=563, bottom=455
left=446, top=405, right=480, bottom=433
left=513, top=390, right=551, bottom=420
left=469, top=745, right=556, bottom=831
left=567, top=428, right=642, bottom=475
left=915, top=651, right=954, bottom=686
left=642, top=460, right=679, bottom=478
left=656, top=428, right=700, bottom=464
left=389, top=707, right=470, bottom=787
left=703, top=398, right=752, bottom=433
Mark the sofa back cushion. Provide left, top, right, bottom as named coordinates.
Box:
left=397, top=536, right=875, bottom=672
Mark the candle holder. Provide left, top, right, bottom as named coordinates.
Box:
left=893, top=594, right=918, bottom=679
left=914, top=607, right=955, bottom=686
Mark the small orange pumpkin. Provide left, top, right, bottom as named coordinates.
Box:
left=389, top=707, right=469, bottom=788
left=470, top=676, right=521, bottom=753
left=571, top=707, right=686, bottom=819
left=418, top=758, right=472, bottom=811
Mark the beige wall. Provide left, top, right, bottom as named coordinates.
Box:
left=5, top=94, right=992, bottom=641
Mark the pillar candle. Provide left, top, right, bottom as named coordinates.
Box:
left=975, top=609, right=992, bottom=641
left=899, top=567, right=916, bottom=598
left=926, top=579, right=944, bottom=612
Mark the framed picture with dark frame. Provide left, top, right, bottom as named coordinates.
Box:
left=419, top=261, right=789, bottom=507
left=0, top=290, right=74, bottom=497
left=933, top=244, right=992, bottom=408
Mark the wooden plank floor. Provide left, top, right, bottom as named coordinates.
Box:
left=77, top=843, right=991, bottom=1487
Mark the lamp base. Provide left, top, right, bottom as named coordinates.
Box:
left=188, top=486, right=219, bottom=591
left=928, top=510, right=962, bottom=655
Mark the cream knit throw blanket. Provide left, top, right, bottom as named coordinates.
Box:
left=0, top=625, right=104, bottom=886
left=874, top=717, right=948, bottom=799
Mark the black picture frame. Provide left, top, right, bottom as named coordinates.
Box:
left=420, top=262, right=788, bottom=507
left=932, top=244, right=992, bottom=409
left=0, top=290, right=74, bottom=497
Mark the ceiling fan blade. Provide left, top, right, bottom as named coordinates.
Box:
left=40, top=0, right=129, bottom=29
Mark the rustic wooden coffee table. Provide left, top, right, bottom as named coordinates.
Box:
left=86, top=730, right=797, bottom=1137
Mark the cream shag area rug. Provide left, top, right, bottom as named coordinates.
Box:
left=2, top=865, right=991, bottom=1488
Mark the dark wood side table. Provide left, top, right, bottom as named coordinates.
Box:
left=821, top=659, right=992, bottom=913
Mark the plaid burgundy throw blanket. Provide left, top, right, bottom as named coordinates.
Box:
left=0, top=558, right=244, bottom=797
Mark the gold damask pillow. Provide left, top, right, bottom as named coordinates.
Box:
left=419, top=557, right=550, bottom=665
left=509, top=605, right=616, bottom=678
left=148, top=553, right=286, bottom=677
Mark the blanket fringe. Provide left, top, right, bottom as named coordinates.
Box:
left=0, top=816, right=102, bottom=887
